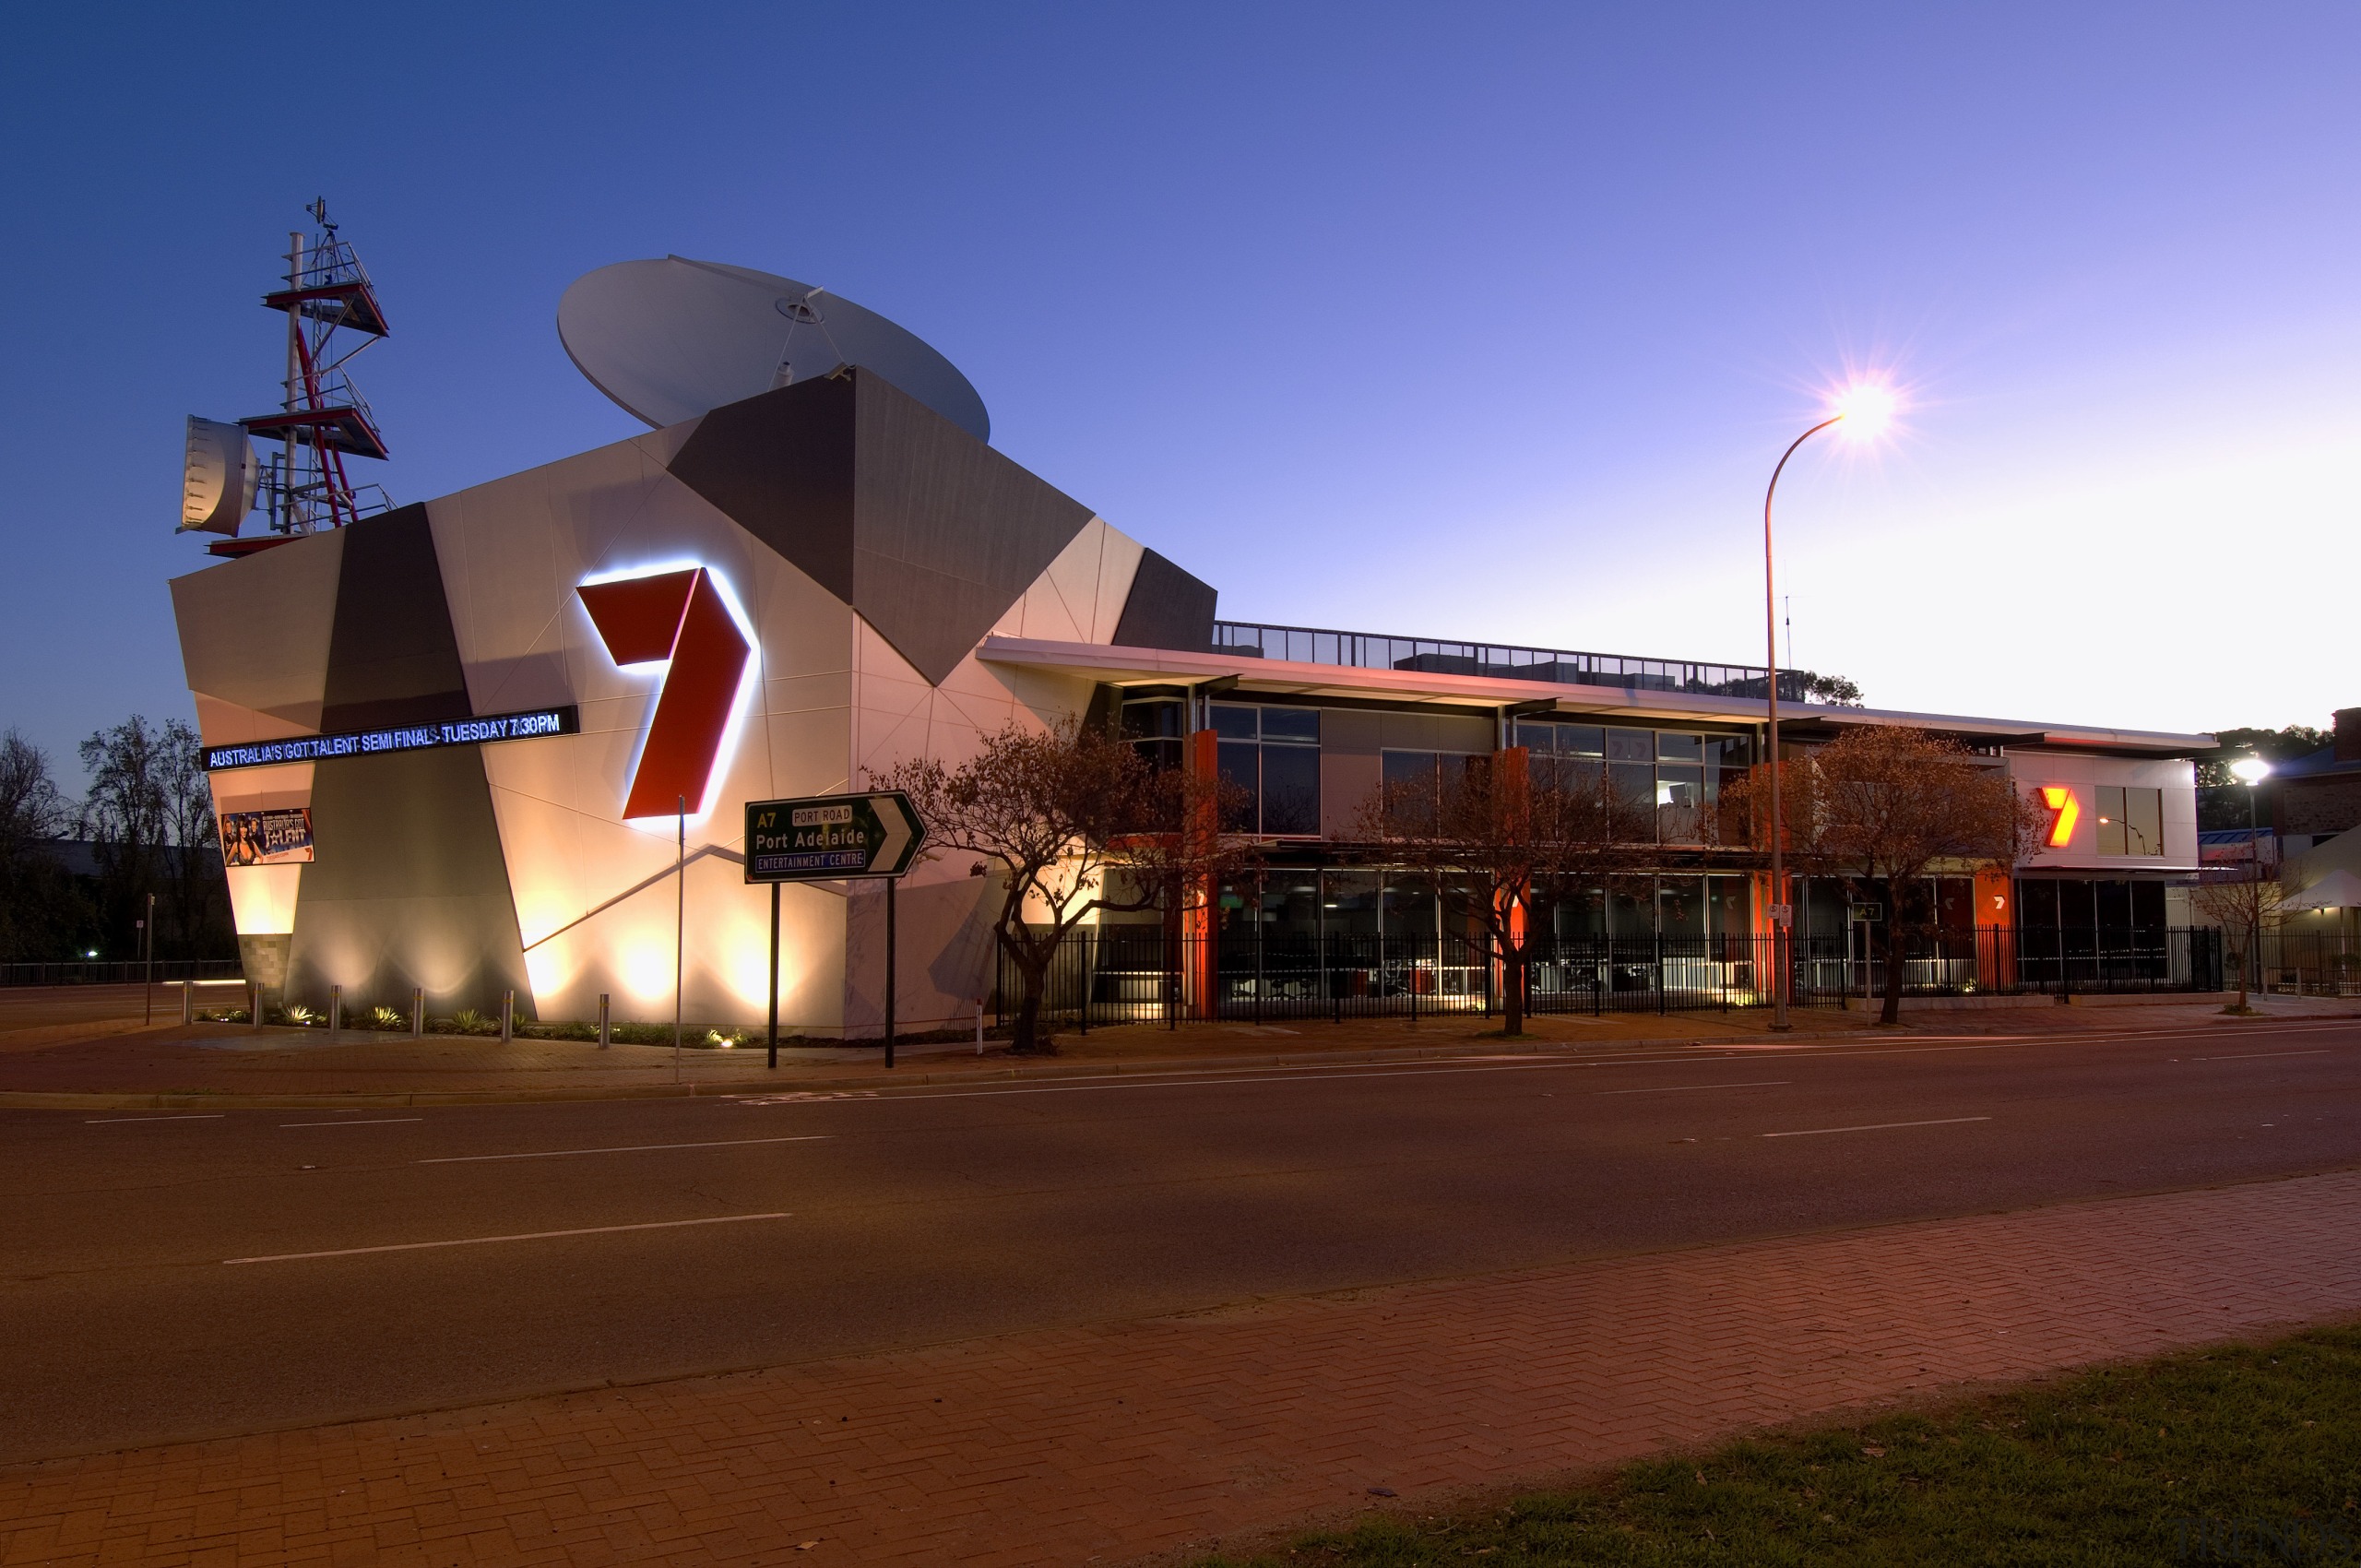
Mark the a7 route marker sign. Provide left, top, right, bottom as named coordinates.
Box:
left=744, top=791, right=928, bottom=883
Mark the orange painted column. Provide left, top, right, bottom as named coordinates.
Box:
left=1974, top=867, right=2016, bottom=990
left=1186, top=729, right=1218, bottom=1019
left=1494, top=746, right=1531, bottom=1006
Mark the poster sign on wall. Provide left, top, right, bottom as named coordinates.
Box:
left=220, top=808, right=315, bottom=867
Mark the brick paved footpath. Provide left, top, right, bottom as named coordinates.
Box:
left=6, top=1171, right=2361, bottom=1568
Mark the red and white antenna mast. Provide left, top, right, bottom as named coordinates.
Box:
left=233, top=200, right=392, bottom=546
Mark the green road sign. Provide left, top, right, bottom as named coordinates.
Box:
left=744, top=791, right=928, bottom=883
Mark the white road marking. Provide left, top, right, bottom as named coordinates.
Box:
left=224, top=1211, right=793, bottom=1265
left=279, top=1118, right=424, bottom=1128
left=2190, top=1050, right=2333, bottom=1062
left=1596, top=1080, right=1792, bottom=1095
left=417, top=1134, right=833, bottom=1165
left=1762, top=1116, right=1992, bottom=1138
left=84, top=1114, right=226, bottom=1124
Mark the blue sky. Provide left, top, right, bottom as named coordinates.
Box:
left=5, top=3, right=2355, bottom=785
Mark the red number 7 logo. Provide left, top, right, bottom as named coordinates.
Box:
left=578, top=567, right=753, bottom=820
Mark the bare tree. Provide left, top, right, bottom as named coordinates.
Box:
left=1354, top=747, right=1634, bottom=1037
left=870, top=719, right=1251, bottom=1054
left=0, top=731, right=77, bottom=960
left=1726, top=727, right=2044, bottom=1026
left=78, top=718, right=170, bottom=957
left=2192, top=869, right=2285, bottom=1013
left=77, top=717, right=225, bottom=959
left=157, top=721, right=223, bottom=957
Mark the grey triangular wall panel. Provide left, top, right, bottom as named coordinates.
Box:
left=667, top=376, right=858, bottom=600
left=320, top=505, right=474, bottom=731
left=1110, top=546, right=1218, bottom=653
left=850, top=373, right=1093, bottom=684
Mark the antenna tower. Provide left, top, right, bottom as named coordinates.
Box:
left=234, top=199, right=392, bottom=544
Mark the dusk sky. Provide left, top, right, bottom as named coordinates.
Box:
left=5, top=3, right=2355, bottom=785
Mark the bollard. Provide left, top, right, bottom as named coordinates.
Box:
left=411, top=987, right=424, bottom=1038
left=329, top=983, right=342, bottom=1033
left=180, top=980, right=194, bottom=1026
left=501, top=990, right=514, bottom=1042
left=250, top=981, right=263, bottom=1027
left=976, top=997, right=985, bottom=1055
left=598, top=992, right=611, bottom=1049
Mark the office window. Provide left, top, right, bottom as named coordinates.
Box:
left=2095, top=786, right=2165, bottom=857
left=1213, top=705, right=1322, bottom=837
left=1119, top=697, right=1184, bottom=772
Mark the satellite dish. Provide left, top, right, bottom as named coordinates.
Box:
left=557, top=257, right=990, bottom=442
left=181, top=416, right=258, bottom=535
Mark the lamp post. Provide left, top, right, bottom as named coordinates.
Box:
left=1762, top=383, right=1895, bottom=1029
left=2231, top=755, right=2272, bottom=871
left=2229, top=755, right=2272, bottom=999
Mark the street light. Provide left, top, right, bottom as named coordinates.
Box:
left=1762, top=379, right=1897, bottom=1029
left=2231, top=755, right=2272, bottom=871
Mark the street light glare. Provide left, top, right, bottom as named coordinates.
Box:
left=2231, top=756, right=2272, bottom=785
left=1832, top=381, right=1898, bottom=440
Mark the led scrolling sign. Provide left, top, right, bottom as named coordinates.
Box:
left=204, top=707, right=580, bottom=771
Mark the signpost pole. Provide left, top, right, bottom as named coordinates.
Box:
left=673, top=795, right=684, bottom=1085
left=743, top=790, right=927, bottom=1070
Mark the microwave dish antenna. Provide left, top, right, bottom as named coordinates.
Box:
left=558, top=257, right=990, bottom=443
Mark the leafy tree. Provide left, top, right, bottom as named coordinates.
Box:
left=2197, top=724, right=2331, bottom=832
left=1798, top=671, right=1865, bottom=707
left=1726, top=727, right=2044, bottom=1026
left=871, top=719, right=1251, bottom=1053
left=1354, top=748, right=1638, bottom=1037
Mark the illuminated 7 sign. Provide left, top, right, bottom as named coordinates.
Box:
left=2039, top=786, right=2080, bottom=849
left=578, top=567, right=753, bottom=820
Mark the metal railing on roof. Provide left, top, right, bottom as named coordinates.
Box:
left=1209, top=621, right=1808, bottom=702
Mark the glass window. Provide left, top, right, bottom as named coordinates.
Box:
left=2095, top=785, right=2127, bottom=857
left=1608, top=876, right=1653, bottom=936
left=1708, top=735, right=1754, bottom=767
left=1561, top=725, right=1606, bottom=757
left=1120, top=698, right=1181, bottom=739
left=1606, top=728, right=1654, bottom=762
left=1208, top=704, right=1258, bottom=741
left=1656, top=762, right=1704, bottom=841
left=1323, top=871, right=1380, bottom=937
left=1557, top=885, right=1608, bottom=938
left=2128, top=787, right=2164, bottom=857
left=1656, top=732, right=1703, bottom=763
left=2019, top=879, right=2059, bottom=928
left=1260, top=744, right=1320, bottom=835
left=1658, top=876, right=1706, bottom=941
left=1513, top=721, right=1558, bottom=754
left=1382, top=876, right=1437, bottom=941
left=1608, top=762, right=1655, bottom=840
left=1260, top=707, right=1320, bottom=742
left=1216, top=740, right=1257, bottom=832
left=1708, top=876, right=1751, bottom=938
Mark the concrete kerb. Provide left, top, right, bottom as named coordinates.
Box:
left=0, top=994, right=2328, bottom=1114
left=0, top=1029, right=1886, bottom=1112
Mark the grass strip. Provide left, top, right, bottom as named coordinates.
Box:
left=1197, top=1324, right=2361, bottom=1566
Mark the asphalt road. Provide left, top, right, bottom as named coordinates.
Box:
left=4, top=1015, right=2358, bottom=1463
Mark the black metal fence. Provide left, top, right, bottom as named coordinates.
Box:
left=0, top=958, right=245, bottom=988
left=996, top=926, right=2264, bottom=1028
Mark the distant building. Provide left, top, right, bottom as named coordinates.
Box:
left=2272, top=707, right=2361, bottom=856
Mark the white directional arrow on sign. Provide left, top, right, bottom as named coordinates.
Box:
left=867, top=792, right=922, bottom=876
